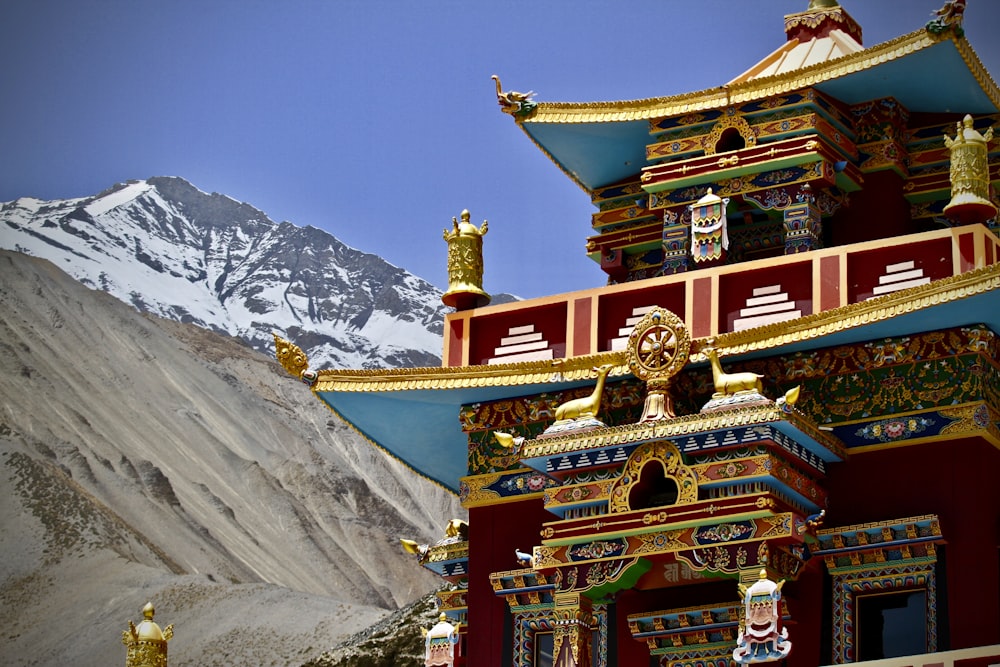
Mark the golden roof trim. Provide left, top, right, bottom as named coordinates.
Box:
left=310, top=263, right=998, bottom=394
left=953, top=35, right=1000, bottom=110
left=518, top=406, right=845, bottom=460
left=423, top=541, right=470, bottom=563
left=519, top=30, right=997, bottom=125
left=312, top=351, right=629, bottom=392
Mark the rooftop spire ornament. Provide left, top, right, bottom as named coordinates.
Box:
left=943, top=114, right=996, bottom=225
left=442, top=209, right=490, bottom=310
left=122, top=602, right=173, bottom=667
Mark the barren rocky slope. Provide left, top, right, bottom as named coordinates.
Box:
left=0, top=250, right=463, bottom=666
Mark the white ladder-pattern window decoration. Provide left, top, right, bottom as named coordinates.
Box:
left=488, top=324, right=553, bottom=364
left=733, top=284, right=801, bottom=331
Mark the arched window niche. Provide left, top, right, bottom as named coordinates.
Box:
left=703, top=111, right=757, bottom=156
left=715, top=126, right=746, bottom=154
left=630, top=462, right=680, bottom=510
left=609, top=440, right=698, bottom=514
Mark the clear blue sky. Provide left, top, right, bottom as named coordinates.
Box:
left=2, top=1, right=998, bottom=299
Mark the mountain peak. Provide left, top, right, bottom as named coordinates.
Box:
left=0, top=177, right=449, bottom=369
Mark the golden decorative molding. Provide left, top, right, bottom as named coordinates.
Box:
left=608, top=440, right=699, bottom=514
left=312, top=352, right=629, bottom=392
left=517, top=405, right=846, bottom=461
left=460, top=468, right=548, bottom=508
left=703, top=111, right=757, bottom=156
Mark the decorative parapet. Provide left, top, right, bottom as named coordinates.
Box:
left=516, top=405, right=846, bottom=465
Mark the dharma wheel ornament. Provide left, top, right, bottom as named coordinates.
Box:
left=627, top=306, right=690, bottom=421
left=689, top=188, right=731, bottom=264
left=122, top=602, right=173, bottom=667
left=442, top=209, right=491, bottom=310
left=943, top=114, right=997, bottom=225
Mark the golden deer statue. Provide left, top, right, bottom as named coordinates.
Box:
left=704, top=347, right=763, bottom=398
left=553, top=364, right=614, bottom=423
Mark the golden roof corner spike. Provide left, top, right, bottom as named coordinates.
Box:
left=491, top=74, right=536, bottom=117
left=272, top=333, right=317, bottom=386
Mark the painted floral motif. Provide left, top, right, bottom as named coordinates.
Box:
left=973, top=404, right=990, bottom=428
left=636, top=530, right=688, bottom=554
left=586, top=560, right=625, bottom=587
left=569, top=539, right=626, bottom=561
left=696, top=522, right=753, bottom=544
left=716, top=461, right=749, bottom=479
left=855, top=417, right=933, bottom=442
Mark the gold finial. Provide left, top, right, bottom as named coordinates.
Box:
left=442, top=209, right=490, bottom=310
left=123, top=601, right=173, bottom=667
left=807, top=0, right=839, bottom=9
left=943, top=114, right=996, bottom=224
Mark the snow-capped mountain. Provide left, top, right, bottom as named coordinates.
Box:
left=0, top=177, right=447, bottom=368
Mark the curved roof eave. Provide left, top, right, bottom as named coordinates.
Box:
left=513, top=29, right=1000, bottom=192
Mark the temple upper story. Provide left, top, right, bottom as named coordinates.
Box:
left=491, top=0, right=998, bottom=285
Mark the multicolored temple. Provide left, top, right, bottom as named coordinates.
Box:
left=275, top=1, right=1000, bottom=665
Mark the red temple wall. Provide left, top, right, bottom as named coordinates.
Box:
left=467, top=497, right=552, bottom=666
left=824, top=437, right=1000, bottom=649
left=830, top=169, right=911, bottom=246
